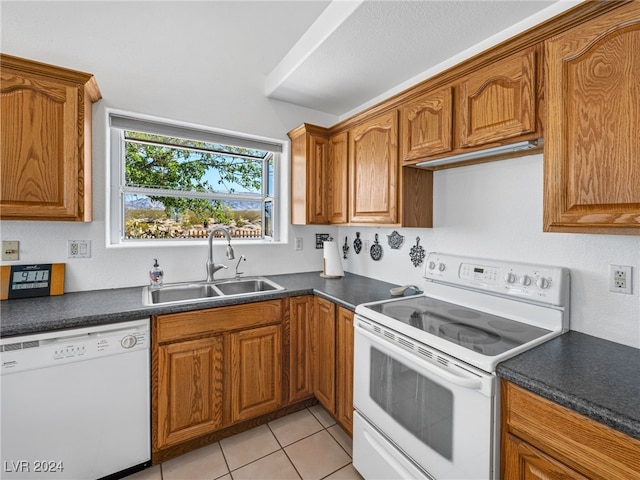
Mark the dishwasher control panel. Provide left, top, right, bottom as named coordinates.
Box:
left=0, top=319, right=149, bottom=374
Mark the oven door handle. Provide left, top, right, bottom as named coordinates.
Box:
left=356, top=324, right=483, bottom=390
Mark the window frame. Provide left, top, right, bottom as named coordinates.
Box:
left=107, top=109, right=283, bottom=247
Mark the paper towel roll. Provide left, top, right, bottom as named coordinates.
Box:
left=321, top=239, right=344, bottom=278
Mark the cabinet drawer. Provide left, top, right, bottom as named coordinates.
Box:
left=156, top=300, right=282, bottom=343
left=502, top=381, right=640, bottom=479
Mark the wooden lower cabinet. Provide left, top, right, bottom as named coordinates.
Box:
left=156, top=336, right=224, bottom=449
left=312, top=296, right=354, bottom=434
left=153, top=300, right=285, bottom=454
left=288, top=296, right=314, bottom=402
left=312, top=297, right=336, bottom=411
left=503, top=433, right=588, bottom=479
left=152, top=295, right=356, bottom=461
left=228, top=324, right=282, bottom=423
left=501, top=380, right=640, bottom=479
left=336, top=306, right=354, bottom=435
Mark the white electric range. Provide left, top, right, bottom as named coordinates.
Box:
left=352, top=252, right=570, bottom=480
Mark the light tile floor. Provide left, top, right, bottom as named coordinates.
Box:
left=125, top=405, right=363, bottom=480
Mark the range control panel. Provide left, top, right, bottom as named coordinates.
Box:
left=424, top=252, right=569, bottom=306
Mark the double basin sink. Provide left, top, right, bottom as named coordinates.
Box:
left=143, top=277, right=285, bottom=306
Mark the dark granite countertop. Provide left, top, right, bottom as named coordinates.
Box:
left=4, top=275, right=638, bottom=443
left=0, top=271, right=399, bottom=338
left=497, top=331, right=640, bottom=441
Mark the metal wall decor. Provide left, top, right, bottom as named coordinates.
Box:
left=315, top=233, right=330, bottom=249
left=387, top=230, right=404, bottom=249
left=370, top=234, right=383, bottom=261
left=353, top=232, right=362, bottom=254
left=342, top=237, right=349, bottom=259
left=409, top=237, right=425, bottom=267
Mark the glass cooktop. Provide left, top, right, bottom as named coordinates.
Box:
left=367, top=296, right=551, bottom=356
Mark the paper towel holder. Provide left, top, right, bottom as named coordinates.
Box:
left=320, top=236, right=344, bottom=279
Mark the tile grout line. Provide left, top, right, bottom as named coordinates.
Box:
left=265, top=419, right=304, bottom=480
left=157, top=407, right=354, bottom=480
left=217, top=440, right=232, bottom=479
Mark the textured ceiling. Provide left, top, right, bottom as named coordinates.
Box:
left=265, top=0, right=567, bottom=117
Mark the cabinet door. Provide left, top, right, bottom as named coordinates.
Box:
left=156, top=336, right=224, bottom=450
left=312, top=296, right=336, bottom=413
left=289, top=124, right=329, bottom=225
left=544, top=2, right=640, bottom=234
left=336, top=307, right=354, bottom=435
left=288, top=296, right=314, bottom=402
left=1, top=57, right=100, bottom=221
left=459, top=46, right=537, bottom=148
left=328, top=131, right=349, bottom=224
left=503, top=433, right=588, bottom=480
left=349, top=110, right=399, bottom=224
left=401, top=87, right=453, bottom=163
left=502, top=380, right=640, bottom=479
left=229, top=325, right=283, bottom=423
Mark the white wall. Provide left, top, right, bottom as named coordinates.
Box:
left=339, top=155, right=640, bottom=348
left=1, top=1, right=335, bottom=290
left=2, top=2, right=639, bottom=349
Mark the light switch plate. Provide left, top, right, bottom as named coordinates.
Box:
left=2, top=241, right=19, bottom=261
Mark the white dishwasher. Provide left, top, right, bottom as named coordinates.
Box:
left=0, top=319, right=151, bottom=480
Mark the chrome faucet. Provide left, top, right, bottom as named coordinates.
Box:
left=206, top=226, right=235, bottom=282
left=235, top=255, right=246, bottom=279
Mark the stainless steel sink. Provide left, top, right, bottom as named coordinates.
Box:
left=142, top=277, right=284, bottom=306
left=147, top=283, right=221, bottom=305
left=214, top=278, right=282, bottom=296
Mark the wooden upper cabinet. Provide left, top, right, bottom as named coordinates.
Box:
left=0, top=54, right=101, bottom=221
left=288, top=123, right=329, bottom=225
left=349, top=110, right=399, bottom=224
left=328, top=131, right=348, bottom=224
left=544, top=2, right=640, bottom=235
left=401, top=86, right=453, bottom=163
left=458, top=46, right=538, bottom=148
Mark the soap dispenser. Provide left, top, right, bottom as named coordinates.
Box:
left=149, top=259, right=164, bottom=287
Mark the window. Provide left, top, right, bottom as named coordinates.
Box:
left=108, top=111, right=282, bottom=245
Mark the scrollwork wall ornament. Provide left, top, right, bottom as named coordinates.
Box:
left=409, top=237, right=425, bottom=267
left=353, top=232, right=362, bottom=254
left=387, top=230, right=404, bottom=249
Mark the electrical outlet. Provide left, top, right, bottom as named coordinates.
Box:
left=295, top=237, right=303, bottom=251
left=609, top=265, right=632, bottom=294
left=68, top=240, right=91, bottom=258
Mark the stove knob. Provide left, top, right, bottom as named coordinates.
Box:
left=504, top=272, right=516, bottom=284
left=438, top=263, right=446, bottom=272
left=121, top=335, right=137, bottom=349
left=428, top=261, right=436, bottom=270
left=536, top=277, right=550, bottom=289
left=520, top=275, right=532, bottom=286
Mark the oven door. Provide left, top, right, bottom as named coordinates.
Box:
left=353, top=316, right=497, bottom=480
